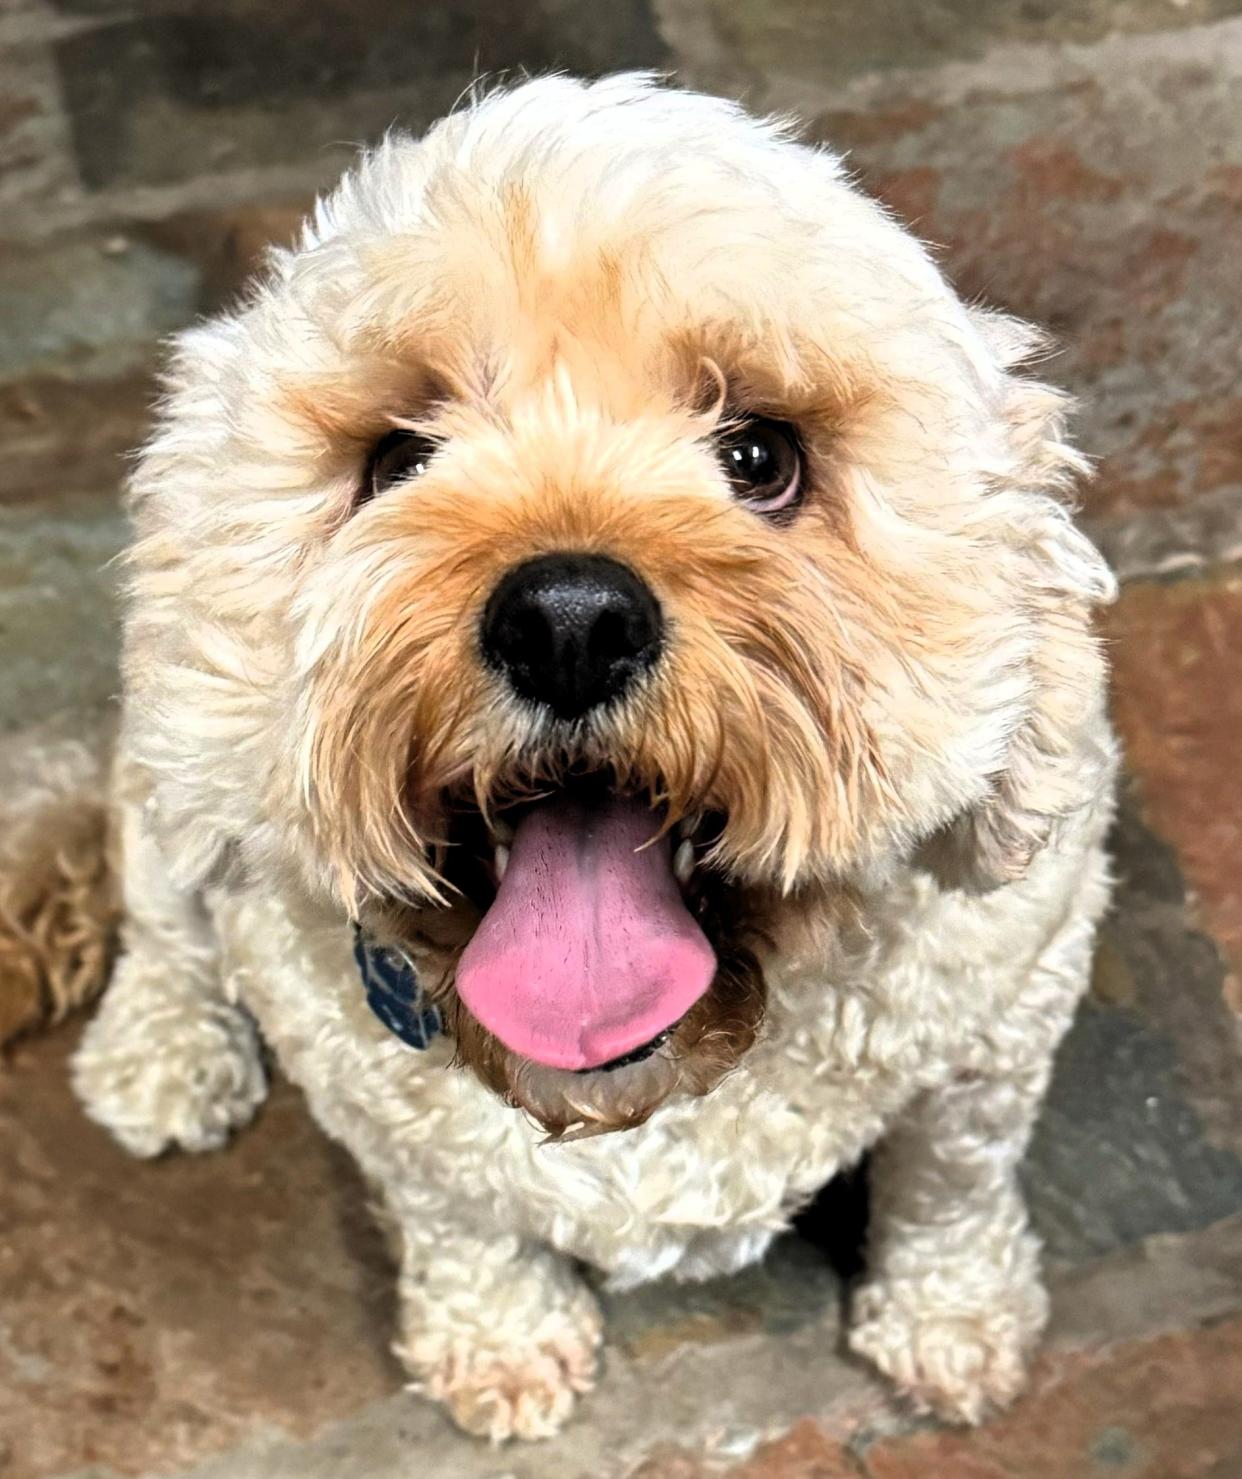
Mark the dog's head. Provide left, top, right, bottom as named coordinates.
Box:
left=126, top=76, right=1115, bottom=1136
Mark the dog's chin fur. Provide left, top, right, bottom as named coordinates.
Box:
left=23, top=73, right=1124, bottom=1441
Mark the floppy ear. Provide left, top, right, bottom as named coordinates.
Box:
left=922, top=314, right=1118, bottom=894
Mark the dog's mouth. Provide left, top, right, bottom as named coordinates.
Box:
left=371, top=768, right=769, bottom=1137
left=438, top=772, right=725, bottom=1074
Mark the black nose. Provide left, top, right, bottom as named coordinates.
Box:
left=481, top=553, right=663, bottom=719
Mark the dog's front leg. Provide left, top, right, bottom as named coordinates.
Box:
left=383, top=1188, right=602, bottom=1443
left=848, top=1063, right=1052, bottom=1423
left=73, top=773, right=267, bottom=1157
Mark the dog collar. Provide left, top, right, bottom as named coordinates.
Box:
left=352, top=926, right=442, bottom=1050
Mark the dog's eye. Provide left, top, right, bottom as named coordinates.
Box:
left=365, top=429, right=438, bottom=499
left=716, top=417, right=802, bottom=515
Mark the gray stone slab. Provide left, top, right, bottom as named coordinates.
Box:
left=1087, top=488, right=1242, bottom=584
left=0, top=233, right=198, bottom=379
left=666, top=0, right=1242, bottom=93
left=1027, top=794, right=1242, bottom=1265
left=0, top=489, right=124, bottom=733
left=52, top=0, right=670, bottom=192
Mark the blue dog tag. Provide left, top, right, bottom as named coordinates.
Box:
left=352, top=926, right=441, bottom=1050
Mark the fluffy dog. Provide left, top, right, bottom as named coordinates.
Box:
left=12, top=75, right=1118, bottom=1441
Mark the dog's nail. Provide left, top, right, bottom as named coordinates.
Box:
left=495, top=843, right=510, bottom=881
left=673, top=839, right=694, bottom=886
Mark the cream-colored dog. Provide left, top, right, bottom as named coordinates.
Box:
left=9, top=75, right=1118, bottom=1441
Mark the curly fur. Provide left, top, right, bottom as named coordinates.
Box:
left=0, top=728, right=117, bottom=1048
left=3, top=76, right=1118, bottom=1441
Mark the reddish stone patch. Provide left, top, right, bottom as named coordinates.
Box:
left=1090, top=469, right=1184, bottom=512
left=862, top=1317, right=1242, bottom=1478
left=0, top=368, right=157, bottom=505
left=735, top=1421, right=862, bottom=1478
left=834, top=68, right=1241, bottom=527
left=1102, top=393, right=1242, bottom=512
left=1185, top=397, right=1242, bottom=493
left=1121, top=227, right=1199, bottom=312
left=0, top=1026, right=400, bottom=1479
left=816, top=100, right=942, bottom=150
left=869, top=167, right=942, bottom=227
left=1207, top=163, right=1242, bottom=204
left=143, top=202, right=312, bottom=314
left=0, top=93, right=39, bottom=137
left=1107, top=573, right=1242, bottom=999
left=1008, top=139, right=1125, bottom=203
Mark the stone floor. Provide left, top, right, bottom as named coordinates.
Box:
left=3, top=3, right=1242, bottom=1476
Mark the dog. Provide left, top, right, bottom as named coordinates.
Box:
left=4, top=74, right=1118, bottom=1442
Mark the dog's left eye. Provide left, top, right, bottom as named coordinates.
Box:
left=365, top=429, right=438, bottom=499
left=716, top=417, right=802, bottom=515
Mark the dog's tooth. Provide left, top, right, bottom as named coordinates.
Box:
left=494, top=844, right=510, bottom=881
left=673, top=839, right=695, bottom=886
left=492, top=818, right=515, bottom=845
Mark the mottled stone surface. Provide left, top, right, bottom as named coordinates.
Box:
left=52, top=0, right=669, bottom=191
left=0, top=1028, right=401, bottom=1479
left=1027, top=793, right=1242, bottom=1257
left=1108, top=574, right=1242, bottom=993
left=2, top=372, right=152, bottom=507
left=3, top=1, right=1242, bottom=1477
left=0, top=492, right=124, bottom=733
left=629, top=1421, right=860, bottom=1478
left=0, top=208, right=308, bottom=505
left=0, top=34, right=80, bottom=212
left=788, top=21, right=1242, bottom=548
left=861, top=1316, right=1242, bottom=1479
left=0, top=232, right=197, bottom=378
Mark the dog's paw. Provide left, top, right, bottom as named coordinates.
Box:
left=420, top=1326, right=599, bottom=1442
left=400, top=1291, right=602, bottom=1442
left=73, top=988, right=267, bottom=1158
left=848, top=1270, right=1047, bottom=1424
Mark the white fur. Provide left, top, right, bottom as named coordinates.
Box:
left=69, top=76, right=1118, bottom=1442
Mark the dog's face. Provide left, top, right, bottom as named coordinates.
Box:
left=126, top=78, right=1114, bottom=1136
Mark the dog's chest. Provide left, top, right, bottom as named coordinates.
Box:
left=223, top=902, right=908, bottom=1238
left=500, top=1037, right=908, bottom=1277
left=215, top=877, right=1027, bottom=1278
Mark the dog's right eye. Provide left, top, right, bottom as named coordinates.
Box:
left=365, top=429, right=438, bottom=500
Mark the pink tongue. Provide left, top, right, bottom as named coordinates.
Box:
left=455, top=793, right=716, bottom=1071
